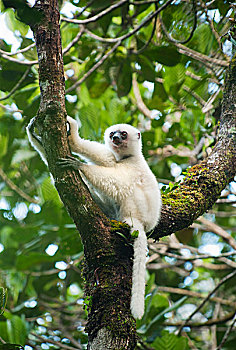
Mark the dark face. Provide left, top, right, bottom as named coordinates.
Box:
left=109, top=130, right=128, bottom=146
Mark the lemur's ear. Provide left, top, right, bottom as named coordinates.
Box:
left=137, top=132, right=141, bottom=139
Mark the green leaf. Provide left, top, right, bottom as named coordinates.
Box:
left=0, top=322, right=9, bottom=343
left=139, top=296, right=187, bottom=335
left=0, top=62, right=35, bottom=93
left=16, top=252, right=55, bottom=270
left=136, top=55, right=156, bottom=82
left=4, top=8, right=28, bottom=36
left=152, top=330, right=188, bottom=350
left=6, top=315, right=27, bottom=345
left=0, top=248, right=17, bottom=269
left=0, top=134, right=8, bottom=158
left=11, top=149, right=36, bottom=164
left=3, top=1, right=42, bottom=27
left=23, top=95, right=40, bottom=117
left=41, top=177, right=62, bottom=207
left=145, top=46, right=181, bottom=66
left=14, top=87, right=38, bottom=110
left=116, top=59, right=132, bottom=98
left=153, top=81, right=168, bottom=102
left=88, top=80, right=109, bottom=99
left=190, top=24, right=214, bottom=55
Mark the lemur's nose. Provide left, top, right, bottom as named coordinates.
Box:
left=112, top=132, right=122, bottom=144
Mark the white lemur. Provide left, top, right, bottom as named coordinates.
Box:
left=27, top=116, right=162, bottom=319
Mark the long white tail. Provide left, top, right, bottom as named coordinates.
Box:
left=130, top=229, right=147, bottom=319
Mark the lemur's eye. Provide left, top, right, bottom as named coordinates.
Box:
left=109, top=132, right=115, bottom=139
left=121, top=131, right=128, bottom=139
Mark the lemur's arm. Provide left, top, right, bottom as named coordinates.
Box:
left=57, top=156, right=133, bottom=198
left=67, top=117, right=116, bottom=166
left=27, top=116, right=116, bottom=167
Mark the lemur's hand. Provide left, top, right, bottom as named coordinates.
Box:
left=67, top=116, right=79, bottom=138
left=56, top=156, right=82, bottom=170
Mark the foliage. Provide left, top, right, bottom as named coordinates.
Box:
left=0, top=0, right=235, bottom=349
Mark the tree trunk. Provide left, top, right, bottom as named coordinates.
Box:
left=30, top=1, right=137, bottom=348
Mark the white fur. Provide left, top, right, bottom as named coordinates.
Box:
left=27, top=116, right=162, bottom=319
left=26, top=121, right=48, bottom=164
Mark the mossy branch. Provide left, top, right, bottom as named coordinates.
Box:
left=152, top=56, right=236, bottom=239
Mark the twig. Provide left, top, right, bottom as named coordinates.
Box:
left=74, top=0, right=173, bottom=44
left=0, top=43, right=35, bottom=56
left=75, top=0, right=96, bottom=18
left=157, top=286, right=236, bottom=307
left=197, top=216, right=236, bottom=250
left=0, top=103, right=23, bottom=112
left=62, top=0, right=129, bottom=24
left=165, top=310, right=236, bottom=327
left=62, top=27, right=85, bottom=55
left=133, top=2, right=158, bottom=54
left=160, top=0, right=197, bottom=44
left=183, top=85, right=206, bottom=106
left=178, top=269, right=236, bottom=334
left=131, top=0, right=158, bottom=4
left=152, top=248, right=236, bottom=261
left=211, top=303, right=220, bottom=350
left=216, top=312, right=236, bottom=350
left=174, top=42, right=228, bottom=68
left=199, top=0, right=230, bottom=62
left=0, top=67, right=31, bottom=101
left=0, top=52, right=38, bottom=65
left=0, top=336, right=6, bottom=344
left=0, top=168, right=38, bottom=204
left=132, top=75, right=153, bottom=119
left=202, top=88, right=221, bottom=114
left=66, top=40, right=122, bottom=93
left=31, top=333, right=79, bottom=350
left=206, top=0, right=217, bottom=6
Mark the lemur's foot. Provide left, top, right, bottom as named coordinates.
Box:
left=56, top=156, right=82, bottom=170
left=66, top=121, right=71, bottom=136
left=27, top=117, right=36, bottom=133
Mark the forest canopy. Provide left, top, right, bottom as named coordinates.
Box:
left=0, top=0, right=236, bottom=349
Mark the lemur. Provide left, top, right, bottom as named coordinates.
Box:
left=27, top=116, right=162, bottom=319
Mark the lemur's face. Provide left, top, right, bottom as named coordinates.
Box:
left=104, top=124, right=142, bottom=159
left=109, top=130, right=129, bottom=147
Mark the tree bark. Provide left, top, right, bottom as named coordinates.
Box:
left=30, top=1, right=136, bottom=349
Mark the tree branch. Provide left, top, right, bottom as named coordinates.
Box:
left=0, top=67, right=31, bottom=101
left=66, top=40, right=122, bottom=93
left=64, top=0, right=173, bottom=44
left=0, top=167, right=38, bottom=203
left=178, top=269, right=236, bottom=334
left=132, top=75, right=153, bottom=119
left=62, top=0, right=129, bottom=25
left=197, top=216, right=236, bottom=250
left=152, top=55, right=236, bottom=239
left=0, top=43, right=35, bottom=56
left=156, top=286, right=236, bottom=307
left=0, top=52, right=38, bottom=65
